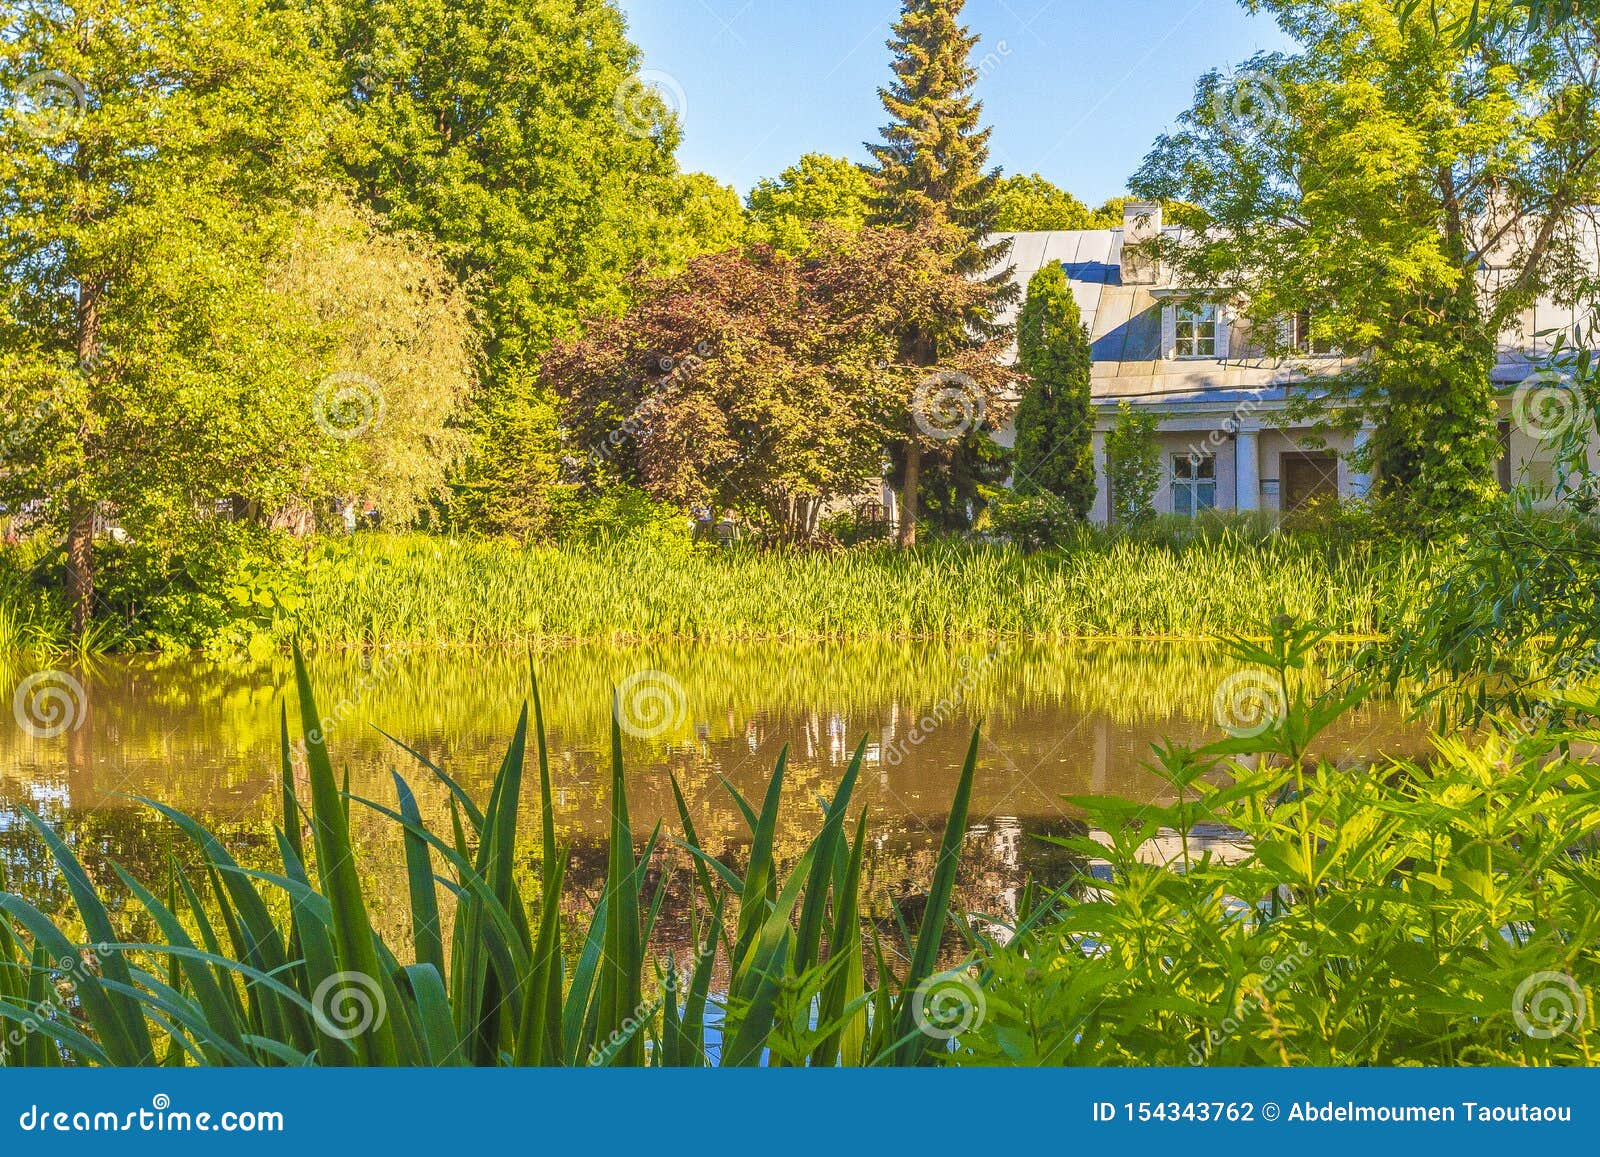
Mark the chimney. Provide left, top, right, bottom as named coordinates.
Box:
left=1120, top=201, right=1163, bottom=286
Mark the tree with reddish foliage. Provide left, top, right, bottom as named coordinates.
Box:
left=548, top=223, right=1012, bottom=542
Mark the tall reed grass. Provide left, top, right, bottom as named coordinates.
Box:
left=288, top=532, right=1423, bottom=647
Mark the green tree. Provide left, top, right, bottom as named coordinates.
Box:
left=318, top=0, right=685, bottom=368
left=451, top=368, right=568, bottom=540
left=1105, top=401, right=1160, bottom=526
left=1013, top=262, right=1096, bottom=518
left=993, top=174, right=1097, bottom=231
left=269, top=196, right=479, bottom=526
left=655, top=172, right=749, bottom=266
left=1133, top=0, right=1600, bottom=517
left=868, top=0, right=1016, bottom=546
left=550, top=224, right=1011, bottom=542
left=746, top=153, right=873, bottom=255
left=0, top=0, right=336, bottom=635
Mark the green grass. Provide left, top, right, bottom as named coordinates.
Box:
left=0, top=522, right=1429, bottom=653
left=285, top=530, right=1422, bottom=648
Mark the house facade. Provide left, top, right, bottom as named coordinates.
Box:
left=989, top=202, right=1596, bottom=524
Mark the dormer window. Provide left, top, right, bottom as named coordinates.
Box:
left=1175, top=305, right=1218, bottom=358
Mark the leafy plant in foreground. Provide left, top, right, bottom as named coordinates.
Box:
left=960, top=617, right=1600, bottom=1065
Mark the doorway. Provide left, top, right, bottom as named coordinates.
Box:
left=1280, top=452, right=1339, bottom=512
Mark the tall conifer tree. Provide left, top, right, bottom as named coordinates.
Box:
left=868, top=0, right=1014, bottom=546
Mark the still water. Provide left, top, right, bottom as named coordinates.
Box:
left=0, top=642, right=1422, bottom=942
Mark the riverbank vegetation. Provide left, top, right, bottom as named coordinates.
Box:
left=0, top=518, right=1427, bottom=654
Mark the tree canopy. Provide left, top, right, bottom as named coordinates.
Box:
left=746, top=153, right=874, bottom=256
left=1133, top=0, right=1600, bottom=514
left=993, top=174, right=1100, bottom=231
left=867, top=0, right=1016, bottom=545
left=316, top=0, right=698, bottom=370
left=0, top=0, right=343, bottom=629
left=549, top=225, right=1011, bottom=541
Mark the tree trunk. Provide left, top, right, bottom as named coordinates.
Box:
left=67, top=506, right=95, bottom=638
left=897, top=442, right=921, bottom=548
left=68, top=279, right=103, bottom=642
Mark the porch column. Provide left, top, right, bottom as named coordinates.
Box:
left=1235, top=424, right=1261, bottom=512
left=1351, top=425, right=1373, bottom=498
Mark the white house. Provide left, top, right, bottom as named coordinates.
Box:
left=988, top=202, right=1597, bottom=523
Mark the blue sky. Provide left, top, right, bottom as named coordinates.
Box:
left=617, top=0, right=1295, bottom=205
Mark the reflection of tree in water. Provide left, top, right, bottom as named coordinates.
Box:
left=0, top=793, right=287, bottom=948
left=554, top=813, right=1094, bottom=977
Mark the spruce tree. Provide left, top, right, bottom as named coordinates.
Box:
left=1013, top=262, right=1096, bottom=518
left=868, top=0, right=1014, bottom=547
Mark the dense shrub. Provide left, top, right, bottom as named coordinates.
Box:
left=986, top=491, right=1077, bottom=552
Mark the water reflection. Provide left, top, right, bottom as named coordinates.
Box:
left=0, top=642, right=1421, bottom=942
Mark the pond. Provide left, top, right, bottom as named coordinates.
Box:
left=0, top=642, right=1422, bottom=949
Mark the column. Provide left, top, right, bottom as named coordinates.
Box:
left=1351, top=425, right=1373, bottom=499
left=1235, top=424, right=1261, bottom=512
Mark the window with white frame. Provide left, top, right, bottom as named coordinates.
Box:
left=1172, top=453, right=1217, bottom=517
left=1175, top=305, right=1218, bottom=358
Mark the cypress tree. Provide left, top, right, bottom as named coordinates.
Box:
left=1013, top=262, right=1096, bottom=518
left=868, top=0, right=1014, bottom=547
